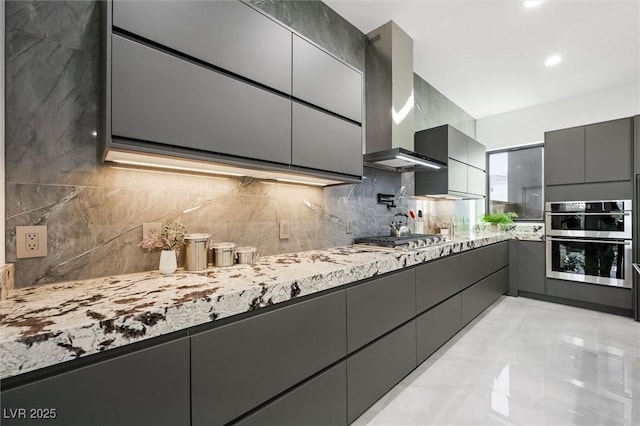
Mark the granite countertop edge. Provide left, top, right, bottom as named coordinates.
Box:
left=0, top=232, right=538, bottom=380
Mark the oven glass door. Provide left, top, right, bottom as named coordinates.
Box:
left=546, top=237, right=632, bottom=288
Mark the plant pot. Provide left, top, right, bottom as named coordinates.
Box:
left=159, top=249, right=177, bottom=274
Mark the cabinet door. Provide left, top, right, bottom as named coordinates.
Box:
left=585, top=118, right=632, bottom=183
left=191, top=291, right=346, bottom=426
left=467, top=166, right=486, bottom=196
left=113, top=0, right=292, bottom=93
left=111, top=35, right=291, bottom=166
left=347, top=321, right=416, bottom=424
left=292, top=103, right=363, bottom=177
left=461, top=281, right=485, bottom=326
left=416, top=294, right=462, bottom=364
left=293, top=36, right=362, bottom=122
left=517, top=241, right=545, bottom=294
left=467, top=139, right=486, bottom=170
left=448, top=127, right=468, bottom=163
left=544, top=127, right=585, bottom=185
left=235, top=362, right=346, bottom=426
left=1, top=338, right=190, bottom=426
left=448, top=158, right=468, bottom=194
left=347, top=269, right=415, bottom=352
left=486, top=241, right=509, bottom=275
left=460, top=246, right=486, bottom=289
left=415, top=254, right=462, bottom=313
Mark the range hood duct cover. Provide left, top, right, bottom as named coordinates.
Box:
left=364, top=21, right=444, bottom=172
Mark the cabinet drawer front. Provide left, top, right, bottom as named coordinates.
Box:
left=484, top=267, right=509, bottom=306
left=486, top=241, right=509, bottom=275
left=191, top=291, right=346, bottom=426
left=292, top=103, right=363, bottom=177
left=112, top=36, right=292, bottom=166
left=1, top=338, right=190, bottom=426
left=461, top=281, right=485, bottom=325
left=467, top=166, right=486, bottom=196
left=293, top=36, right=362, bottom=122
left=416, top=294, right=462, bottom=363
left=235, top=362, right=346, bottom=426
left=113, top=0, right=292, bottom=93
left=415, top=255, right=462, bottom=313
left=448, top=159, right=468, bottom=193
left=460, top=246, right=486, bottom=288
left=347, top=269, right=415, bottom=352
left=546, top=278, right=632, bottom=309
left=347, top=320, right=416, bottom=423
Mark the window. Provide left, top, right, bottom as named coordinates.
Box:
left=487, top=145, right=543, bottom=221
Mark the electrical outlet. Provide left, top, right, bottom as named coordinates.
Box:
left=16, top=225, right=48, bottom=258
left=279, top=220, right=290, bottom=240
left=346, top=220, right=354, bottom=234
left=143, top=222, right=162, bottom=240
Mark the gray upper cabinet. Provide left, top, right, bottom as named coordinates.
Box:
left=1, top=338, right=190, bottom=426
left=292, top=103, right=363, bottom=177
left=111, top=35, right=291, bottom=165
left=113, top=0, right=292, bottom=94
left=585, top=118, right=632, bottom=183
left=545, top=117, right=632, bottom=186
left=415, top=125, right=486, bottom=198
left=292, top=35, right=363, bottom=123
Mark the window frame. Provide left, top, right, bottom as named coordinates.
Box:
left=485, top=143, right=545, bottom=222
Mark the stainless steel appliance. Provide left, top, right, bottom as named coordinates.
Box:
left=184, top=233, right=210, bottom=272
left=545, top=200, right=632, bottom=288
left=354, top=234, right=447, bottom=250
left=545, top=200, right=631, bottom=238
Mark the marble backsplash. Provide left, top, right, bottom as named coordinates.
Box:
left=4, top=0, right=478, bottom=288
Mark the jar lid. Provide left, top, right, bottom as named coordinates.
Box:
left=184, top=233, right=210, bottom=241
left=236, top=246, right=256, bottom=253
left=210, top=242, right=236, bottom=249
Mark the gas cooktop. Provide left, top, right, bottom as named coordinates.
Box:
left=353, top=234, right=448, bottom=249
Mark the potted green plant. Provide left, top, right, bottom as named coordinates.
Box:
left=482, top=212, right=518, bottom=232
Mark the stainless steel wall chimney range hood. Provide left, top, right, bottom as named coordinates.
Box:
left=363, top=21, right=446, bottom=173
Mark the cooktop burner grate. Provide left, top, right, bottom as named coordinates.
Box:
left=354, top=234, right=447, bottom=248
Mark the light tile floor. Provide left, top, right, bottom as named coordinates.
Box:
left=353, top=296, right=640, bottom=426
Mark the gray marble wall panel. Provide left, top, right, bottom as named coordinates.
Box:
left=4, top=1, right=476, bottom=288
left=414, top=73, right=476, bottom=138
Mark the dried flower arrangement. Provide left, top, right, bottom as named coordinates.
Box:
left=139, top=222, right=187, bottom=252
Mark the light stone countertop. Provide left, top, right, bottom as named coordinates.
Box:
left=0, top=232, right=527, bottom=380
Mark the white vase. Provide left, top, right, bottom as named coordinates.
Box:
left=159, top=250, right=177, bottom=274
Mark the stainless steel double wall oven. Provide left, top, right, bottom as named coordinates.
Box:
left=545, top=200, right=632, bottom=288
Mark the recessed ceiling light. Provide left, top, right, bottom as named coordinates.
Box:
left=524, top=1, right=544, bottom=8
left=545, top=54, right=562, bottom=67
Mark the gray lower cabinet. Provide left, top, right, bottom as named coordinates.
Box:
left=111, top=35, right=292, bottom=165
left=347, top=269, right=415, bottom=352
left=415, top=254, right=462, bottom=313
left=292, top=35, right=362, bottom=123
left=234, top=362, right=347, bottom=426
left=347, top=320, right=417, bottom=424
left=585, top=118, right=632, bottom=183
left=1, top=338, right=190, bottom=426
left=461, top=279, right=486, bottom=325
left=416, top=294, right=462, bottom=363
left=517, top=241, right=545, bottom=294
left=191, top=291, right=346, bottom=426
left=484, top=267, right=509, bottom=306
left=545, top=126, right=585, bottom=186
left=486, top=241, right=509, bottom=276
left=112, top=0, right=292, bottom=94
left=292, top=103, right=363, bottom=177
left=546, top=278, right=632, bottom=310
left=461, top=245, right=487, bottom=288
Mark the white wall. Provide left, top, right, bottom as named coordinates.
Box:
left=1, top=1, right=5, bottom=265
left=476, top=80, right=640, bottom=150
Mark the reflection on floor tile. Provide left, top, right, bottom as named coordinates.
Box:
left=353, top=297, right=640, bottom=426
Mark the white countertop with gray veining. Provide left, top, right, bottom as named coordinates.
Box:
left=0, top=232, right=532, bottom=379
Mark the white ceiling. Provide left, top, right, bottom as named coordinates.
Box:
left=323, top=0, right=640, bottom=119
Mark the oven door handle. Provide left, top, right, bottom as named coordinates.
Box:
left=547, top=237, right=631, bottom=245
left=545, top=212, right=630, bottom=216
